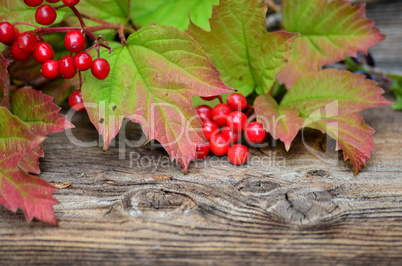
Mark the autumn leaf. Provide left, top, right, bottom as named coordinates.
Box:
left=82, top=25, right=233, bottom=172
left=0, top=81, right=72, bottom=223
left=0, top=108, right=58, bottom=224
left=187, top=0, right=297, bottom=96
left=132, top=0, right=219, bottom=31
left=277, top=0, right=384, bottom=88
left=255, top=69, right=392, bottom=174
left=254, top=94, right=303, bottom=151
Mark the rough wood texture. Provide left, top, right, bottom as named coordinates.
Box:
left=1, top=1, right=402, bottom=265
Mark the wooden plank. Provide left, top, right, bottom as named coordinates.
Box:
left=1, top=1, right=402, bottom=265
left=0, top=103, right=401, bottom=264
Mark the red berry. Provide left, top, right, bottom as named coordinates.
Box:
left=46, top=0, right=60, bottom=3
left=202, top=121, right=219, bottom=141
left=221, top=126, right=241, bottom=144
left=62, top=0, right=80, bottom=7
left=24, top=0, right=44, bottom=7
left=196, top=105, right=212, bottom=123
left=226, top=111, right=247, bottom=131
left=69, top=90, right=85, bottom=111
left=10, top=42, right=32, bottom=61
left=227, top=144, right=248, bottom=165
left=33, top=42, right=54, bottom=63
left=59, top=55, right=77, bottom=79
left=227, top=93, right=247, bottom=111
left=91, top=58, right=110, bottom=80
left=210, top=134, right=230, bottom=156
left=35, top=5, right=57, bottom=26
left=74, top=52, right=92, bottom=71
left=0, top=22, right=15, bottom=45
left=211, top=103, right=232, bottom=127
left=245, top=122, right=266, bottom=144
left=64, top=30, right=86, bottom=53
left=17, top=32, right=38, bottom=52
left=196, top=143, right=210, bottom=160
left=201, top=96, right=217, bottom=101
left=41, top=60, right=59, bottom=79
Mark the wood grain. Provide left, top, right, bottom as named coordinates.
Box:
left=1, top=1, right=402, bottom=265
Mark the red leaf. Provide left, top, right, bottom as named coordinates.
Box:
left=0, top=53, right=11, bottom=108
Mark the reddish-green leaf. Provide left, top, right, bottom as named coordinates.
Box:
left=255, top=69, right=392, bottom=174
left=0, top=107, right=58, bottom=225
left=187, top=0, right=297, bottom=96
left=277, top=0, right=384, bottom=88
left=305, top=113, right=376, bottom=175
left=254, top=94, right=303, bottom=151
left=82, top=25, right=233, bottom=172
left=10, top=87, right=74, bottom=136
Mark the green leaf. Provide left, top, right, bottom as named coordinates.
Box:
left=187, top=0, right=297, bottom=96
left=132, top=0, right=219, bottom=31
left=278, top=0, right=384, bottom=88
left=254, top=69, right=392, bottom=174
left=82, top=25, right=233, bottom=172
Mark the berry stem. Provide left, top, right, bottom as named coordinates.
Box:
left=245, top=106, right=255, bottom=117
left=13, top=22, right=40, bottom=30
left=119, top=25, right=127, bottom=46
left=69, top=6, right=114, bottom=53
left=54, top=4, right=66, bottom=11
left=266, top=0, right=280, bottom=13
left=78, top=71, right=83, bottom=90
left=218, top=95, right=224, bottom=104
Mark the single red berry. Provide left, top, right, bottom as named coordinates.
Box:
left=226, top=111, right=247, bottom=131
left=35, top=5, right=57, bottom=26
left=196, top=105, right=212, bottom=123
left=211, top=103, right=232, bottom=127
left=74, top=52, right=92, bottom=71
left=210, top=134, right=230, bottom=156
left=221, top=126, right=241, bottom=144
left=0, top=22, right=15, bottom=45
left=46, top=0, right=60, bottom=3
left=202, top=121, right=219, bottom=141
left=64, top=30, right=86, bottom=53
left=201, top=96, right=217, bottom=101
left=17, top=32, right=38, bottom=53
left=227, top=93, right=247, bottom=111
left=245, top=122, right=266, bottom=144
left=41, top=60, right=59, bottom=79
left=196, top=143, right=210, bottom=160
left=24, top=0, right=44, bottom=7
left=33, top=42, right=54, bottom=63
left=59, top=55, right=77, bottom=79
left=69, top=90, right=85, bottom=111
left=227, top=144, right=249, bottom=165
left=91, top=58, right=110, bottom=80
left=62, top=0, right=80, bottom=7
left=10, top=42, right=32, bottom=61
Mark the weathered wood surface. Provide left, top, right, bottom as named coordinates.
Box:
left=1, top=1, right=402, bottom=265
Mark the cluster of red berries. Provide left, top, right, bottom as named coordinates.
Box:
left=0, top=0, right=111, bottom=112
left=195, top=93, right=266, bottom=165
